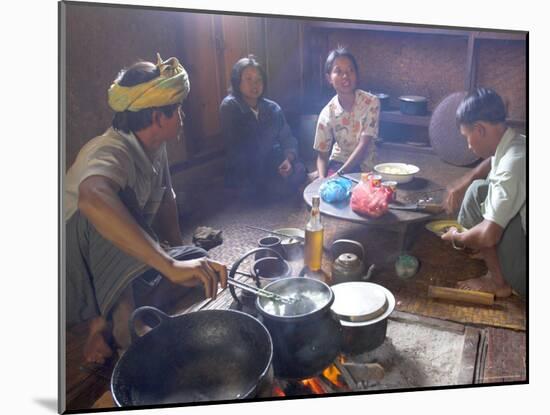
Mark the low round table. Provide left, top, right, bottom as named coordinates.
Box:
left=303, top=173, right=444, bottom=253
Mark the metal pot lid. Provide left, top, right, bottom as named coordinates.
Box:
left=257, top=277, right=333, bottom=319
left=331, top=282, right=391, bottom=323
left=398, top=95, right=427, bottom=103
left=336, top=253, right=360, bottom=267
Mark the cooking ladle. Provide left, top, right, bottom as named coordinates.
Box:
left=227, top=276, right=297, bottom=305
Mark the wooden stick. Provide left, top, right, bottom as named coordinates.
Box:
left=428, top=285, right=494, bottom=306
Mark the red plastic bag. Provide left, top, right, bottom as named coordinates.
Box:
left=350, top=180, right=393, bottom=218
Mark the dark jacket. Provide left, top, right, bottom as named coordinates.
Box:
left=220, top=95, right=298, bottom=178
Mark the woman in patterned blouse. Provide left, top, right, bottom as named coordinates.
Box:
left=313, top=47, right=381, bottom=178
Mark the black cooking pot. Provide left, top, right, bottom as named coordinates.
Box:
left=111, top=307, right=273, bottom=407
left=374, top=93, right=390, bottom=111
left=256, top=277, right=342, bottom=379
left=399, top=95, right=428, bottom=116
left=331, top=282, right=395, bottom=354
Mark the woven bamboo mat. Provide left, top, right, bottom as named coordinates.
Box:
left=366, top=229, right=526, bottom=331
left=181, top=195, right=526, bottom=331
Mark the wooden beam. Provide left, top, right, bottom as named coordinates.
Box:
left=306, top=21, right=525, bottom=42
left=464, top=33, right=477, bottom=92
left=474, top=329, right=489, bottom=383
left=307, top=21, right=470, bottom=38
left=457, top=326, right=481, bottom=385
left=389, top=310, right=465, bottom=334
left=474, top=31, right=527, bottom=41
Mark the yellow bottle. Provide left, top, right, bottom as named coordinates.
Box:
left=305, top=195, right=324, bottom=272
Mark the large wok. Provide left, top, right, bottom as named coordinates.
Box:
left=111, top=307, right=273, bottom=407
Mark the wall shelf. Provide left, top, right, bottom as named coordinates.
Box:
left=376, top=140, right=435, bottom=155
left=380, top=110, right=431, bottom=127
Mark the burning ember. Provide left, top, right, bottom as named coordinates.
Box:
left=322, top=364, right=346, bottom=388
left=272, top=356, right=385, bottom=397
left=275, top=363, right=350, bottom=396
left=301, top=378, right=325, bottom=395
left=272, top=385, right=286, bottom=397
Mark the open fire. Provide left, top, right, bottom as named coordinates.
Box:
left=273, top=356, right=380, bottom=397
left=273, top=357, right=362, bottom=397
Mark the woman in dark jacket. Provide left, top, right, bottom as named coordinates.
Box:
left=219, top=55, right=306, bottom=200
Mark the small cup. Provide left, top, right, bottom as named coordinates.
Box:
left=382, top=181, right=398, bottom=201
left=251, top=257, right=292, bottom=288
left=255, top=236, right=285, bottom=260
left=371, top=175, right=382, bottom=187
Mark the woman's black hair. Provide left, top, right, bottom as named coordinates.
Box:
left=112, top=61, right=179, bottom=134
left=229, top=55, right=267, bottom=100
left=456, top=87, right=507, bottom=126
left=324, top=47, right=359, bottom=75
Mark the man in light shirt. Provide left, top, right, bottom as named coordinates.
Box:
left=442, top=88, right=526, bottom=298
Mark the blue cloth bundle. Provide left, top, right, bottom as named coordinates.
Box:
left=319, top=177, right=354, bottom=203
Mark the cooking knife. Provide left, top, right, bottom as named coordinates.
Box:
left=336, top=171, right=359, bottom=183
left=388, top=201, right=443, bottom=214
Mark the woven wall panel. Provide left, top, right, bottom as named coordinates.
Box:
left=327, top=31, right=467, bottom=112
left=66, top=5, right=186, bottom=168
left=476, top=40, right=526, bottom=121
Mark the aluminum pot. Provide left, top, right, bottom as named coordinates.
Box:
left=229, top=247, right=291, bottom=307
left=111, top=307, right=273, bottom=407
left=399, top=95, right=428, bottom=116
left=250, top=256, right=292, bottom=288
left=374, top=93, right=390, bottom=111
left=255, top=236, right=285, bottom=260
left=256, top=277, right=343, bottom=379
left=331, top=282, right=395, bottom=354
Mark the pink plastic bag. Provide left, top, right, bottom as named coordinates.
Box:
left=350, top=179, right=393, bottom=218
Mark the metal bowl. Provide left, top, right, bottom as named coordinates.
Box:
left=274, top=227, right=304, bottom=260
left=374, top=162, right=420, bottom=184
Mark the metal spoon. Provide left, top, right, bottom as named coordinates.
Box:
left=227, top=277, right=296, bottom=305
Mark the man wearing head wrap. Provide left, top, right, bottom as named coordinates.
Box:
left=65, top=54, right=227, bottom=364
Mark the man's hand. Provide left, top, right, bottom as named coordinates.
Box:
left=278, top=159, right=293, bottom=178
left=440, top=226, right=458, bottom=242
left=443, top=181, right=468, bottom=215
left=444, top=157, right=492, bottom=215
left=164, top=257, right=228, bottom=299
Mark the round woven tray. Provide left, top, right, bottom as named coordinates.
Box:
left=429, top=91, right=480, bottom=166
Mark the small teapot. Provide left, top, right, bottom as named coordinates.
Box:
left=331, top=239, right=371, bottom=284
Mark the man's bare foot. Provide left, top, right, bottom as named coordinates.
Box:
left=457, top=273, right=513, bottom=298
left=83, top=317, right=113, bottom=365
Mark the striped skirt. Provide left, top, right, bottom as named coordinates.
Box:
left=65, top=210, right=206, bottom=325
